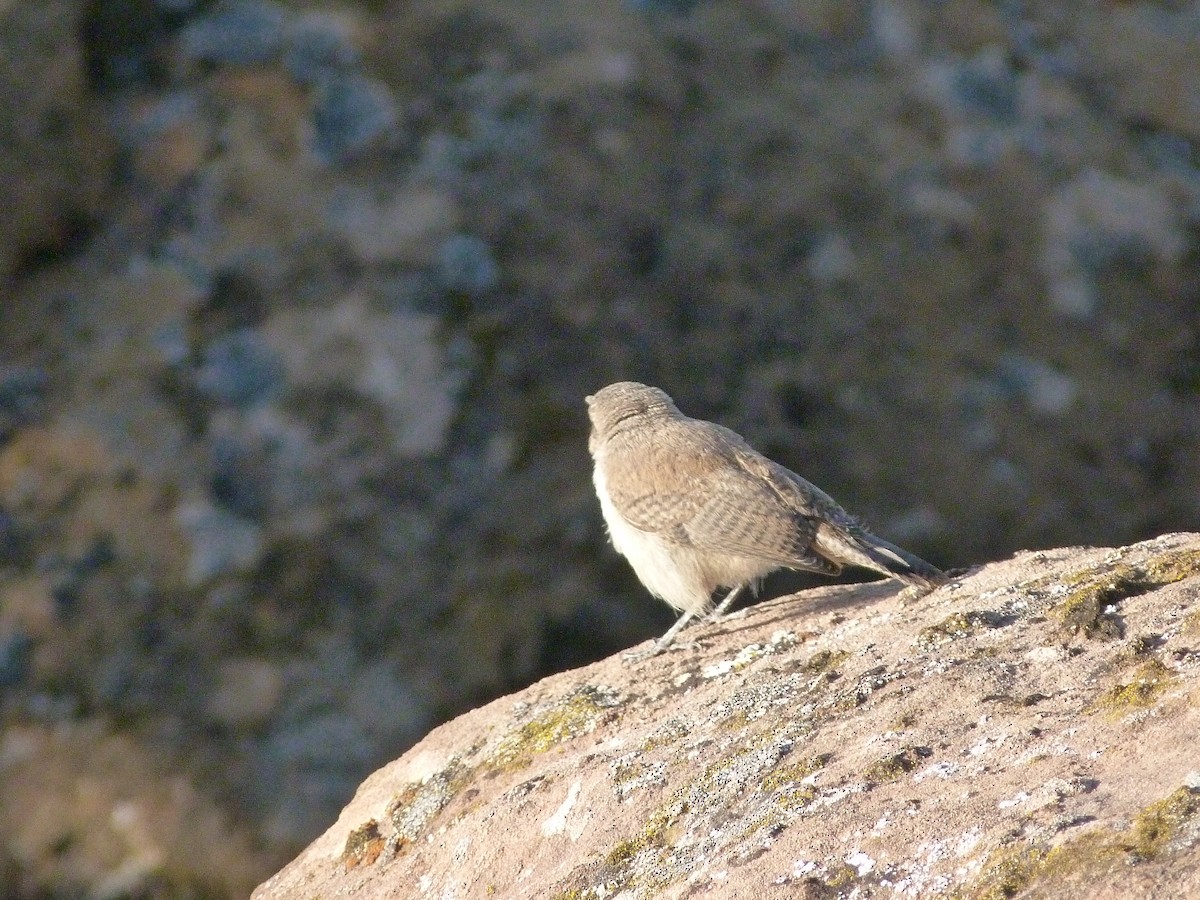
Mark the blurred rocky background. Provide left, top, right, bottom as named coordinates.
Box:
left=0, top=0, right=1197, bottom=896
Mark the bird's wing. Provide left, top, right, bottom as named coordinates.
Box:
left=735, top=448, right=850, bottom=524
left=610, top=484, right=703, bottom=536
left=606, top=420, right=826, bottom=567
left=739, top=448, right=947, bottom=587
left=600, top=427, right=707, bottom=536
left=681, top=461, right=828, bottom=565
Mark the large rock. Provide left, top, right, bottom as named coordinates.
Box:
left=253, top=532, right=1200, bottom=898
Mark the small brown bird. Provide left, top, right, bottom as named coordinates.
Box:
left=586, top=381, right=947, bottom=657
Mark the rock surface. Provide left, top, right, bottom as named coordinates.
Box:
left=254, top=533, right=1200, bottom=899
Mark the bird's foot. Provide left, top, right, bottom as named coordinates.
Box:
left=621, top=637, right=703, bottom=662
left=701, top=607, right=746, bottom=626
left=621, top=643, right=664, bottom=663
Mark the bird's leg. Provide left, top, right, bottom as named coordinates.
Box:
left=622, top=607, right=702, bottom=661
left=622, top=585, right=751, bottom=662
left=705, top=583, right=748, bottom=623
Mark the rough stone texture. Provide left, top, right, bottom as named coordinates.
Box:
left=1, top=0, right=1199, bottom=895
left=254, top=533, right=1200, bottom=899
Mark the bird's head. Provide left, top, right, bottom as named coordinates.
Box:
left=585, top=381, right=679, bottom=450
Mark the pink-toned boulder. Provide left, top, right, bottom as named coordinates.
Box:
left=254, top=533, right=1200, bottom=898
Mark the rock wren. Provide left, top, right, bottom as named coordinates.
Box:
left=586, top=381, right=948, bottom=657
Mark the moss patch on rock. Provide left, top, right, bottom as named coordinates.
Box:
left=918, top=610, right=1007, bottom=647
left=863, top=746, right=933, bottom=783
left=955, top=784, right=1200, bottom=898
left=489, top=685, right=623, bottom=772
left=1089, top=658, right=1177, bottom=717
left=1047, top=547, right=1200, bottom=641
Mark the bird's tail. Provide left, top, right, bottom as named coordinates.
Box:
left=814, top=522, right=948, bottom=590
